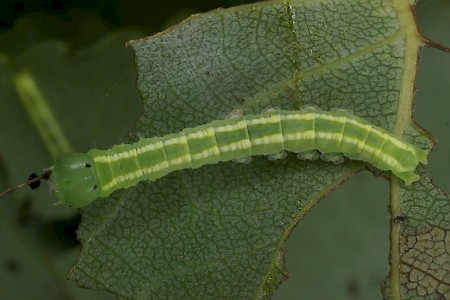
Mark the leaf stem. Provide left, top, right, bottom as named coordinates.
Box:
left=389, top=178, right=402, bottom=300
left=422, top=37, right=450, bottom=53
left=0, top=169, right=52, bottom=199
left=12, top=71, right=73, bottom=159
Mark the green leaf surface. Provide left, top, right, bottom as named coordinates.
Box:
left=68, top=0, right=448, bottom=299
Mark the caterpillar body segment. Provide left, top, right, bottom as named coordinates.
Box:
left=50, top=110, right=428, bottom=207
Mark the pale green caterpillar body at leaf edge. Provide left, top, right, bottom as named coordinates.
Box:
left=50, top=110, right=428, bottom=207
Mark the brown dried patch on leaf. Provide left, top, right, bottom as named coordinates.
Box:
left=399, top=224, right=449, bottom=299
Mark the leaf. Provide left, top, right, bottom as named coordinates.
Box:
left=393, top=175, right=449, bottom=298
left=0, top=13, right=142, bottom=299
left=70, top=0, right=448, bottom=299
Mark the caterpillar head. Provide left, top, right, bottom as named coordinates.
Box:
left=50, top=153, right=100, bottom=207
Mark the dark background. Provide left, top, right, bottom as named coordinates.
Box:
left=0, top=0, right=260, bottom=30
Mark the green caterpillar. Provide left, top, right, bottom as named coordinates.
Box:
left=50, top=110, right=428, bottom=207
